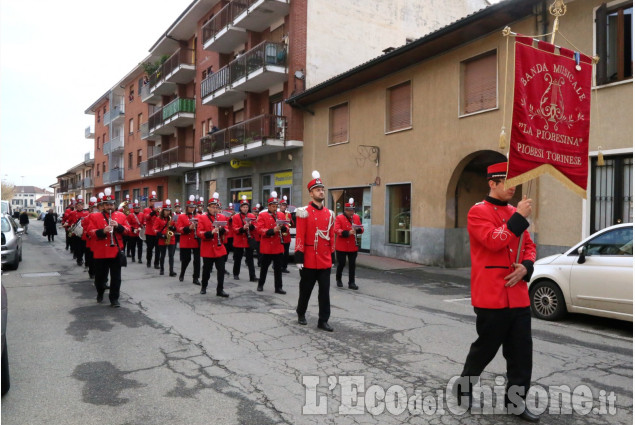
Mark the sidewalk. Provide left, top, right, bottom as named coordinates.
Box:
left=355, top=252, right=472, bottom=279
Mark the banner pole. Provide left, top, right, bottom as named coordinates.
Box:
left=549, top=0, right=567, bottom=44
left=515, top=180, right=533, bottom=264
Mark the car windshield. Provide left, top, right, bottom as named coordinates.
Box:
left=586, top=227, right=633, bottom=256
left=1, top=217, right=11, bottom=233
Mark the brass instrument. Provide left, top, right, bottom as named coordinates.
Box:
left=166, top=215, right=174, bottom=244
left=213, top=218, right=227, bottom=247
left=118, top=201, right=130, bottom=216
left=109, top=213, right=116, bottom=247
left=190, top=217, right=199, bottom=239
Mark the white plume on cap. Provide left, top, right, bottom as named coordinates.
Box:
left=312, top=170, right=320, bottom=179
left=242, top=195, right=247, bottom=200
left=166, top=199, right=171, bottom=205
left=104, top=188, right=112, bottom=196
left=126, top=194, right=130, bottom=199
left=349, top=198, right=354, bottom=204
left=77, top=195, right=83, bottom=200
left=98, top=192, right=104, bottom=198
left=271, top=191, right=278, bottom=198
left=256, top=203, right=261, bottom=208
left=283, top=195, right=287, bottom=201
left=200, top=197, right=204, bottom=201
left=71, top=197, right=75, bottom=201
left=134, top=199, right=139, bottom=203
left=189, top=195, right=195, bottom=201
left=175, top=199, right=179, bottom=203
left=229, top=203, right=233, bottom=207
left=213, top=192, right=219, bottom=198
left=152, top=191, right=156, bottom=196
left=90, top=197, right=97, bottom=203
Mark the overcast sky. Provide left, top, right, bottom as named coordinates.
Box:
left=0, top=0, right=191, bottom=191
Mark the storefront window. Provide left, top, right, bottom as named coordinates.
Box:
left=262, top=171, right=292, bottom=206
left=229, top=177, right=252, bottom=211
left=388, top=184, right=411, bottom=245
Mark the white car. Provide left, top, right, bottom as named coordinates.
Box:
left=529, top=223, right=633, bottom=322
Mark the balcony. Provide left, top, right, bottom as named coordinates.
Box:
left=201, top=66, right=246, bottom=107
left=140, top=84, right=161, bottom=104
left=82, top=177, right=93, bottom=188
left=144, top=146, right=195, bottom=177
left=104, top=104, right=125, bottom=125
left=109, top=134, right=124, bottom=155
left=232, top=0, right=290, bottom=33
left=202, top=3, right=248, bottom=54
left=163, top=48, right=196, bottom=84
left=139, top=160, right=148, bottom=177
left=163, top=97, right=195, bottom=127
left=148, top=67, right=176, bottom=97
left=85, top=126, right=94, bottom=139
left=140, top=122, right=159, bottom=141
left=230, top=41, right=287, bottom=92
left=103, top=168, right=124, bottom=185
left=200, top=114, right=300, bottom=162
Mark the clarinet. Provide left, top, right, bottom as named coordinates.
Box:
left=244, top=214, right=251, bottom=239
left=109, top=212, right=116, bottom=247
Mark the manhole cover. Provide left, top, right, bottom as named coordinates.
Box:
left=21, top=272, right=61, bottom=278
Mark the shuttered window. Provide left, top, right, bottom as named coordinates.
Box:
left=387, top=81, right=411, bottom=132
left=329, top=102, right=348, bottom=145
left=462, top=51, right=497, bottom=114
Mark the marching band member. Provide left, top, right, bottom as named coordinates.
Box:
left=69, top=195, right=89, bottom=267
left=255, top=192, right=287, bottom=294
left=252, top=203, right=262, bottom=267
left=196, top=197, right=205, bottom=215
left=231, top=196, right=257, bottom=282
left=121, top=194, right=131, bottom=255
left=279, top=196, right=294, bottom=273
left=88, top=188, right=130, bottom=307
left=126, top=200, right=144, bottom=263
left=63, top=199, right=75, bottom=252
left=143, top=191, right=160, bottom=269
left=176, top=195, right=201, bottom=285
left=154, top=200, right=177, bottom=276
left=334, top=198, right=364, bottom=290
left=223, top=203, right=234, bottom=273
left=197, top=193, right=228, bottom=297
left=173, top=199, right=182, bottom=247
left=83, top=196, right=98, bottom=279
left=295, top=171, right=336, bottom=332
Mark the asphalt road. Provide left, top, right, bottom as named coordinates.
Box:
left=1, top=220, right=632, bottom=424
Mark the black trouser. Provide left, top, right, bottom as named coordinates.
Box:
left=94, top=256, right=122, bottom=304
left=296, top=268, right=331, bottom=323
left=250, top=240, right=262, bottom=266
left=336, top=251, right=358, bottom=285
left=65, top=231, right=71, bottom=250
left=225, top=238, right=233, bottom=254
left=122, top=235, right=129, bottom=255
left=202, top=257, right=225, bottom=293
left=128, top=236, right=143, bottom=261
left=73, top=237, right=85, bottom=265
left=180, top=247, right=200, bottom=280
left=48, top=233, right=55, bottom=242
left=146, top=235, right=158, bottom=266
left=258, top=253, right=283, bottom=290
left=233, top=246, right=256, bottom=279
left=158, top=244, right=176, bottom=273
left=461, top=307, right=532, bottom=399
left=282, top=242, right=290, bottom=270
left=85, top=247, right=94, bottom=277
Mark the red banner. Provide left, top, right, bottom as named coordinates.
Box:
left=507, top=37, right=592, bottom=198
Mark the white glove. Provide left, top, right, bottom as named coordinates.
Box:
left=297, top=264, right=304, bottom=271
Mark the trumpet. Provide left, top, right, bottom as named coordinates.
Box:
left=166, top=215, right=174, bottom=244
left=109, top=214, right=116, bottom=247
left=118, top=200, right=130, bottom=216
left=190, top=217, right=199, bottom=239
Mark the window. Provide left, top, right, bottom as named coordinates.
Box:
left=102, top=162, right=106, bottom=173
left=386, top=81, right=412, bottom=132
left=461, top=51, right=497, bottom=114
left=96, top=167, right=100, bottom=177
left=133, top=189, right=140, bottom=203
left=591, top=154, right=633, bottom=233
left=596, top=3, right=633, bottom=85
left=128, top=152, right=133, bottom=169
left=229, top=177, right=253, bottom=207
left=270, top=93, right=283, bottom=116
left=129, top=118, right=134, bottom=135
left=143, top=188, right=149, bottom=206
left=234, top=109, right=244, bottom=124
left=137, top=113, right=142, bottom=131
left=157, top=186, right=163, bottom=201
left=138, top=77, right=144, bottom=95
left=137, top=149, right=143, bottom=167
left=329, top=102, right=349, bottom=145
left=388, top=183, right=411, bottom=245
left=129, top=85, right=134, bottom=102
left=97, top=136, right=100, bottom=151
left=202, top=121, right=207, bottom=136
left=103, top=133, right=107, bottom=143
left=584, top=226, right=633, bottom=255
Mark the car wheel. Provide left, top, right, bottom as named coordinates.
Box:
left=1, top=346, right=9, bottom=396
left=530, top=280, right=566, bottom=321
left=10, top=253, right=19, bottom=270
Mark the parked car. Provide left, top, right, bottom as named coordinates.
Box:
left=1, top=214, right=23, bottom=270
left=0, top=201, right=11, bottom=218
left=1, top=283, right=8, bottom=396
left=529, top=223, right=633, bottom=322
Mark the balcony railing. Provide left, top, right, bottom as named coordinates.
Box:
left=109, top=134, right=124, bottom=154
left=104, top=104, right=125, bottom=125
left=85, top=126, right=94, bottom=139
left=103, top=168, right=124, bottom=184
left=82, top=177, right=93, bottom=188
left=200, top=114, right=286, bottom=156
left=202, top=3, right=233, bottom=44
left=201, top=66, right=232, bottom=98
left=149, top=107, right=164, bottom=132
left=162, top=97, right=195, bottom=120
left=139, top=160, right=148, bottom=177
left=146, top=146, right=194, bottom=174
left=162, top=48, right=195, bottom=80
left=231, top=0, right=289, bottom=32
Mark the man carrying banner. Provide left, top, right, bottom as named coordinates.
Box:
left=454, top=162, right=538, bottom=422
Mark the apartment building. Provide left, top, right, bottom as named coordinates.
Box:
left=10, top=186, right=52, bottom=213
left=82, top=0, right=486, bottom=208
left=55, top=153, right=95, bottom=209
left=287, top=0, right=633, bottom=266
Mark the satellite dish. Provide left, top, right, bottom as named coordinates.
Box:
left=294, top=70, right=305, bottom=80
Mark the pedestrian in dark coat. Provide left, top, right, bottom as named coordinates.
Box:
left=44, top=209, right=58, bottom=242
left=19, top=211, right=30, bottom=234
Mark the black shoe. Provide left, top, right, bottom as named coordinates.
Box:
left=217, top=291, right=229, bottom=298
left=130, top=258, right=135, bottom=263
left=281, top=269, right=290, bottom=274
left=317, top=321, right=334, bottom=332
left=200, top=288, right=207, bottom=294
left=348, top=283, right=359, bottom=290
left=275, top=289, right=287, bottom=295
left=249, top=278, right=258, bottom=282
left=256, top=285, right=264, bottom=292
left=77, top=261, right=83, bottom=266
left=126, top=253, right=131, bottom=258
left=193, top=278, right=201, bottom=286
left=96, top=293, right=104, bottom=303
left=110, top=300, right=120, bottom=308
left=336, top=280, right=343, bottom=288
left=147, top=262, right=151, bottom=268
left=298, top=315, right=307, bottom=325
left=224, top=270, right=230, bottom=276
left=179, top=275, right=184, bottom=282
left=89, top=273, right=95, bottom=279
left=154, top=265, right=160, bottom=270
left=169, top=272, right=177, bottom=277
left=233, top=275, right=240, bottom=280
left=160, top=270, right=164, bottom=275
left=104, top=285, right=110, bottom=290
left=138, top=258, right=142, bottom=263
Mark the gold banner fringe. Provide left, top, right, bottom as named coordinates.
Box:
left=505, top=164, right=587, bottom=199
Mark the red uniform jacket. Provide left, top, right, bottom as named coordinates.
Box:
left=197, top=212, right=227, bottom=258
left=334, top=213, right=364, bottom=252
left=225, top=214, right=234, bottom=239
left=467, top=198, right=537, bottom=309
left=154, top=216, right=176, bottom=246
left=143, top=207, right=158, bottom=236
left=232, top=212, right=256, bottom=248
left=62, top=208, right=74, bottom=228
left=280, top=210, right=294, bottom=244
left=126, top=211, right=143, bottom=238
left=83, top=210, right=95, bottom=250
left=256, top=210, right=285, bottom=255
left=88, top=211, right=131, bottom=259
left=176, top=213, right=199, bottom=249
left=295, top=203, right=335, bottom=269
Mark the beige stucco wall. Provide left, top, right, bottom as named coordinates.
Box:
left=305, top=0, right=487, bottom=88
left=301, top=0, right=632, bottom=259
